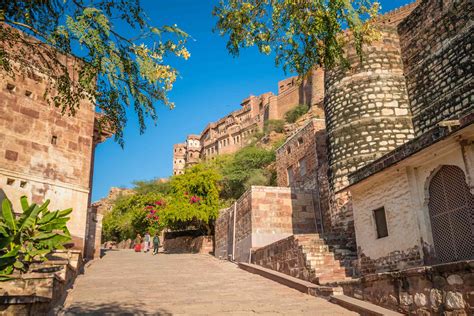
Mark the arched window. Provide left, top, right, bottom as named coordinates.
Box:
left=428, top=165, right=474, bottom=263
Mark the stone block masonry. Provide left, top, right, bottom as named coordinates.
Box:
left=324, top=25, right=415, bottom=192
left=214, top=186, right=319, bottom=263
left=0, top=27, right=112, bottom=257
left=398, top=0, right=474, bottom=136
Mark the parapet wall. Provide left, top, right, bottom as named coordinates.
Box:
left=398, top=0, right=474, bottom=136
left=214, top=186, right=319, bottom=262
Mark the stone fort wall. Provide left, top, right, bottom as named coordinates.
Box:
left=173, top=69, right=325, bottom=175
left=398, top=0, right=473, bottom=136
left=0, top=47, right=104, bottom=249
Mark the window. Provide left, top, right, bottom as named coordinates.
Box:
left=6, top=178, right=15, bottom=185
left=287, top=167, right=294, bottom=185
left=373, top=207, right=388, bottom=238
left=299, top=158, right=307, bottom=176
left=286, top=146, right=291, bottom=154
left=25, top=90, right=33, bottom=98
left=20, top=181, right=27, bottom=188
left=298, top=137, right=304, bottom=146
left=6, top=83, right=15, bottom=92
left=51, top=135, right=58, bottom=145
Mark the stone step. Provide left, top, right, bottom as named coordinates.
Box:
left=238, top=262, right=341, bottom=298
left=330, top=294, right=403, bottom=316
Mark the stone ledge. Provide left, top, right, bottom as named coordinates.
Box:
left=347, top=113, right=474, bottom=189
left=238, top=262, right=338, bottom=297
left=330, top=294, right=403, bottom=316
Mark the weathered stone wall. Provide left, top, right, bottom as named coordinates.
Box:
left=214, top=186, right=319, bottom=262
left=350, top=124, right=474, bottom=274
left=214, top=207, right=231, bottom=259
left=398, top=0, right=474, bottom=136
left=336, top=260, right=474, bottom=315
left=324, top=26, right=415, bottom=192
left=252, top=235, right=316, bottom=283
left=163, top=236, right=213, bottom=254
left=276, top=119, right=326, bottom=190
left=0, top=41, right=107, bottom=247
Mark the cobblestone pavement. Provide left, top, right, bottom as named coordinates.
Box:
left=61, top=250, right=357, bottom=315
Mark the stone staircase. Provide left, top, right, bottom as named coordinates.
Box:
left=294, top=234, right=356, bottom=284
left=252, top=233, right=357, bottom=285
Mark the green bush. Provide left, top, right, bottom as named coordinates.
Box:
left=285, top=104, right=309, bottom=123
left=0, top=196, right=72, bottom=279
left=264, top=119, right=285, bottom=133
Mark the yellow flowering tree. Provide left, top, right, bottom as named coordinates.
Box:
left=1, top=1, right=190, bottom=145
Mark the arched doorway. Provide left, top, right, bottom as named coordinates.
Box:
left=428, top=165, right=474, bottom=263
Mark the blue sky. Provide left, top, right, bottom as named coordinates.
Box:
left=92, top=0, right=412, bottom=201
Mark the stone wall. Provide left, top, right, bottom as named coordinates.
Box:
left=324, top=25, right=415, bottom=192
left=398, top=0, right=474, bottom=136
left=335, top=260, right=474, bottom=315
left=276, top=119, right=326, bottom=190
left=214, top=186, right=319, bottom=262
left=163, top=236, right=213, bottom=254
left=0, top=30, right=111, bottom=249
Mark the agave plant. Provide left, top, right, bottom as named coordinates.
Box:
left=0, top=196, right=72, bottom=280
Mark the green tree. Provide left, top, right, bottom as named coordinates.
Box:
left=162, top=164, right=221, bottom=234
left=220, top=145, right=275, bottom=200
left=132, top=179, right=171, bottom=195
left=1, top=1, right=190, bottom=146
left=102, top=192, right=165, bottom=241
left=213, top=0, right=380, bottom=74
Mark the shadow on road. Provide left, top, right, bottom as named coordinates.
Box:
left=63, top=302, right=172, bottom=315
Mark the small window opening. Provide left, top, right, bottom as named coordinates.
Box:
left=6, top=83, right=15, bottom=92
left=7, top=178, right=15, bottom=185
left=20, top=181, right=27, bottom=188
left=373, top=207, right=388, bottom=239
left=298, top=137, right=304, bottom=146
left=287, top=147, right=291, bottom=154
left=51, top=135, right=58, bottom=145
left=25, top=90, right=33, bottom=98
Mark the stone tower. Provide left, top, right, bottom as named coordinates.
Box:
left=173, top=143, right=186, bottom=175
left=324, top=25, right=415, bottom=191
left=186, top=135, right=201, bottom=166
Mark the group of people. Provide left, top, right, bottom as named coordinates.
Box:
left=134, top=232, right=160, bottom=255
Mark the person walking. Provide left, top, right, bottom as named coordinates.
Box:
left=152, top=232, right=160, bottom=255
left=144, top=232, right=151, bottom=253
left=134, top=234, right=142, bottom=252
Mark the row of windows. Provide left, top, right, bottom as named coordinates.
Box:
left=285, top=137, right=305, bottom=155
left=5, top=177, right=28, bottom=188
left=6, top=83, right=34, bottom=99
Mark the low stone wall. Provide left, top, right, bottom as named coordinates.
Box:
left=252, top=235, right=315, bottom=283
left=0, top=250, right=83, bottom=315
left=163, top=236, right=213, bottom=254
left=333, top=260, right=473, bottom=315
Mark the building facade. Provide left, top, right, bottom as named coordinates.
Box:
left=0, top=30, right=112, bottom=257
left=172, top=69, right=325, bottom=175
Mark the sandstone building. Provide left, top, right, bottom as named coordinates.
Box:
left=0, top=28, right=112, bottom=258
left=214, top=1, right=473, bottom=314
left=173, top=69, right=325, bottom=175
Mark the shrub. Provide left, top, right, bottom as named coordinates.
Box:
left=285, top=104, right=309, bottom=123
left=264, top=119, right=285, bottom=133
left=0, top=196, right=72, bottom=279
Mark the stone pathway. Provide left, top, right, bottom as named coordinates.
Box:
left=61, top=250, right=357, bottom=315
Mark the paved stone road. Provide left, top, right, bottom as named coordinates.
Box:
left=61, top=250, right=357, bottom=315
